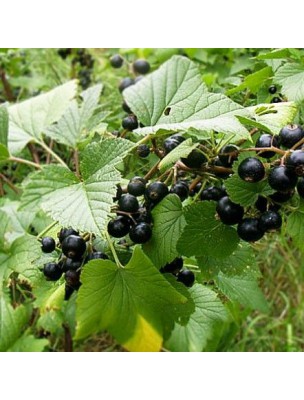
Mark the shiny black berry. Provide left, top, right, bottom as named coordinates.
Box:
left=118, top=77, right=134, bottom=93
left=43, top=263, right=63, bottom=281
left=170, top=134, right=185, bottom=144
left=271, top=97, right=282, bottom=103
left=181, top=149, right=207, bottom=169
left=297, top=178, right=304, bottom=198
left=177, top=270, right=195, bottom=287
left=218, top=144, right=239, bottom=167
left=216, top=196, right=244, bottom=225
left=213, top=158, right=231, bottom=179
left=161, top=257, right=183, bottom=275
left=163, top=137, right=180, bottom=154
left=113, top=184, right=123, bottom=201
left=200, top=186, right=226, bottom=201
left=107, top=216, right=131, bottom=238
left=258, top=210, right=282, bottom=232
left=133, top=59, right=150, bottom=75
left=145, top=182, right=169, bottom=204
left=85, top=252, right=109, bottom=262
left=127, top=177, right=146, bottom=197
left=237, top=218, right=264, bottom=242
left=268, top=166, right=297, bottom=191
left=65, top=270, right=81, bottom=289
left=64, top=284, right=75, bottom=301
left=170, top=182, right=189, bottom=201
left=135, top=208, right=153, bottom=224
left=137, top=144, right=150, bottom=158
left=255, top=196, right=268, bottom=212
left=238, top=157, right=265, bottom=183
left=41, top=237, right=56, bottom=253
left=58, top=228, right=79, bottom=243
left=63, top=258, right=82, bottom=272
left=279, top=124, right=304, bottom=148
left=118, top=194, right=139, bottom=213
left=286, top=150, right=304, bottom=176
left=129, top=222, right=152, bottom=244
left=110, top=54, right=124, bottom=68
left=270, top=190, right=295, bottom=203
left=62, top=235, right=86, bottom=260
left=268, top=85, right=277, bottom=94
left=122, top=114, right=138, bottom=131
left=122, top=100, right=131, bottom=113
left=255, top=134, right=280, bottom=159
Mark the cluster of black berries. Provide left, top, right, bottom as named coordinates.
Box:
left=41, top=228, right=108, bottom=300
left=268, top=85, right=283, bottom=104
left=160, top=257, right=195, bottom=287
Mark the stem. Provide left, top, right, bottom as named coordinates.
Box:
left=144, top=160, right=160, bottom=181
left=135, top=134, right=152, bottom=147
left=9, top=156, right=42, bottom=170
left=105, top=231, right=123, bottom=268
left=37, top=220, right=58, bottom=239
left=0, top=174, right=20, bottom=194
left=0, top=179, right=4, bottom=196
left=241, top=147, right=286, bottom=156
left=73, top=150, right=80, bottom=178
left=38, top=140, right=69, bottom=168
left=27, top=143, right=40, bottom=165
left=0, top=68, right=14, bottom=101
left=46, top=139, right=54, bottom=164
left=63, top=324, right=73, bottom=352
left=151, top=138, right=163, bottom=159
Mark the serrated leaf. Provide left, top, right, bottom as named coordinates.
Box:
left=286, top=201, right=304, bottom=251
left=0, top=143, right=9, bottom=161
left=227, top=67, right=273, bottom=95
left=0, top=296, right=31, bottom=351
left=76, top=247, right=188, bottom=351
left=46, top=84, right=103, bottom=148
left=8, top=81, right=77, bottom=154
left=165, top=284, right=228, bottom=352
left=8, top=334, right=49, bottom=352
left=274, top=63, right=304, bottom=102
left=32, top=277, right=65, bottom=313
left=177, top=202, right=239, bottom=259
left=0, top=105, right=8, bottom=147
left=143, top=195, right=185, bottom=268
left=215, top=272, right=269, bottom=313
left=158, top=138, right=198, bottom=172
left=256, top=49, right=293, bottom=60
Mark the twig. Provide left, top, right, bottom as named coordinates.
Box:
left=73, top=150, right=80, bottom=178
left=46, top=140, right=54, bottom=164
left=0, top=179, right=4, bottom=196
left=63, top=324, right=73, bottom=352
left=27, top=143, right=40, bottom=165
left=0, top=68, right=14, bottom=101
left=144, top=160, right=161, bottom=181
left=38, top=140, right=69, bottom=168
left=0, top=174, right=20, bottom=194
left=9, top=156, right=42, bottom=170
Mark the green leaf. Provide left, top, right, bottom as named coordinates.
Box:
left=76, top=247, right=188, bottom=351
left=177, top=202, right=239, bottom=259
left=0, top=105, right=8, bottom=147
left=8, top=334, right=49, bottom=352
left=274, top=63, right=304, bottom=102
left=0, top=296, right=31, bottom=351
left=165, top=284, right=228, bottom=352
left=21, top=139, right=133, bottom=234
left=158, top=138, right=198, bottom=172
left=256, top=48, right=293, bottom=60
left=215, top=272, right=269, bottom=313
left=46, top=84, right=103, bottom=148
left=286, top=201, right=304, bottom=251
left=143, top=194, right=185, bottom=268
left=0, top=143, right=9, bottom=162
left=8, top=81, right=77, bottom=154
left=227, top=67, right=273, bottom=95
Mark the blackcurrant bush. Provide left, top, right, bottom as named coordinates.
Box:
left=122, top=114, right=138, bottom=131
left=200, top=186, right=226, bottom=201
left=177, top=270, right=195, bottom=287
left=107, top=216, right=131, bottom=238
left=271, top=97, right=282, bottom=103
left=268, top=85, right=277, bottom=94
left=58, top=227, right=79, bottom=243
left=62, top=235, right=86, bottom=260
left=161, top=257, right=183, bottom=274
left=41, top=237, right=56, bottom=253
left=181, top=149, right=207, bottom=169
left=218, top=144, right=239, bottom=167
left=129, top=222, right=152, bottom=244
left=118, top=77, right=134, bottom=93
left=268, top=166, right=297, bottom=191
left=238, top=157, right=265, bottom=183
left=170, top=182, right=189, bottom=201
left=43, top=263, right=63, bottom=281
left=255, top=134, right=280, bottom=159
left=237, top=218, right=264, bottom=242
left=145, top=182, right=169, bottom=204
left=110, top=54, right=124, bottom=68
left=279, top=124, right=304, bottom=148
left=163, top=137, right=180, bottom=154
left=137, top=144, right=150, bottom=158
left=270, top=190, right=295, bottom=203
left=258, top=210, right=282, bottom=232
left=297, top=177, right=304, bottom=198
left=85, top=252, right=109, bottom=262
left=118, top=194, right=139, bottom=213
left=216, top=196, right=244, bottom=225
left=127, top=177, right=146, bottom=197
left=133, top=59, right=151, bottom=74
left=65, top=270, right=81, bottom=289
left=286, top=150, right=304, bottom=176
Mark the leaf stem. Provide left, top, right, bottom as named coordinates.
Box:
left=0, top=174, right=20, bottom=194
left=9, top=156, right=42, bottom=170
left=144, top=160, right=160, bottom=181
left=105, top=231, right=124, bottom=268
left=38, top=140, right=69, bottom=169
left=37, top=220, right=59, bottom=239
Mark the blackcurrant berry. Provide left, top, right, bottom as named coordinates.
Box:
left=279, top=124, right=304, bottom=149
left=58, top=48, right=71, bottom=59
left=170, top=182, right=189, bottom=201
left=107, top=216, right=131, bottom=238
left=218, top=144, right=239, bottom=167
left=64, top=284, right=75, bottom=301
left=255, top=196, right=268, bottom=212
left=189, top=182, right=202, bottom=197
left=127, top=177, right=146, bottom=197
left=135, top=208, right=153, bottom=224
left=118, top=77, right=134, bottom=93
left=268, top=85, right=277, bottom=94
left=137, top=144, right=150, bottom=158
left=58, top=228, right=79, bottom=243
left=181, top=149, right=207, bottom=169
left=85, top=252, right=109, bottom=262
left=145, top=182, right=169, bottom=204
left=163, top=138, right=180, bottom=154
left=177, top=270, right=195, bottom=287
left=297, top=177, right=304, bottom=198
left=286, top=150, right=304, bottom=176
left=62, top=235, right=86, bottom=260
left=129, top=222, right=152, bottom=244
left=268, top=166, right=297, bottom=191
left=161, top=257, right=183, bottom=275
left=110, top=54, right=124, bottom=68
left=216, top=196, right=244, bottom=225
left=255, top=134, right=280, bottom=159
left=113, top=184, right=123, bottom=201
left=271, top=97, right=282, bottom=103
left=200, top=186, right=226, bottom=201
left=65, top=269, right=81, bottom=289
left=133, top=59, right=151, bottom=75
left=41, top=237, right=56, bottom=253
left=213, top=158, right=231, bottom=179
left=238, top=157, right=265, bottom=183
left=122, top=100, right=132, bottom=114
left=43, top=263, right=63, bottom=281
left=63, top=258, right=82, bottom=272
left=237, top=218, right=264, bottom=242
left=118, top=194, right=139, bottom=213
left=258, top=210, right=282, bottom=232
left=122, top=114, right=138, bottom=131
left=170, top=134, right=185, bottom=144
left=270, top=190, right=295, bottom=203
